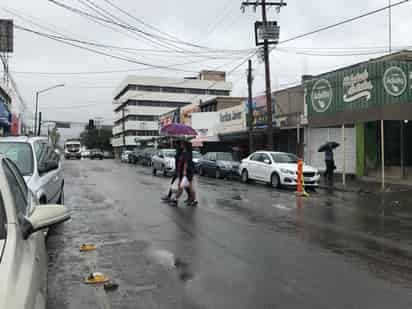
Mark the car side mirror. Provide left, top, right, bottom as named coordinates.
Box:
left=39, top=160, right=59, bottom=174
left=22, top=204, right=70, bottom=239
left=264, top=159, right=271, bottom=165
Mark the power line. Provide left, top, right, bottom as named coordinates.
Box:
left=48, top=0, right=256, bottom=53
left=277, top=0, right=410, bottom=46
left=15, top=25, right=207, bottom=73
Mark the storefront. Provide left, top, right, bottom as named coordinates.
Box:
left=305, top=51, right=412, bottom=185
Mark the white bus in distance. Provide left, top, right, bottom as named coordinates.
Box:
left=64, top=140, right=81, bottom=160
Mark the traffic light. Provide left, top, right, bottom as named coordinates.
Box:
left=88, top=119, right=95, bottom=130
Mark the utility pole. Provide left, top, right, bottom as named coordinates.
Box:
left=247, top=59, right=254, bottom=153
left=241, top=0, right=287, bottom=150
left=37, top=112, right=42, bottom=136
left=261, top=0, right=273, bottom=150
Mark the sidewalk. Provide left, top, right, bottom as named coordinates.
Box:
left=318, top=175, right=412, bottom=194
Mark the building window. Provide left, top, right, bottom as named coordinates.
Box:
left=208, top=89, right=230, bottom=96
left=127, top=100, right=188, bottom=108
left=137, top=85, right=162, bottom=92
left=162, top=87, right=185, bottom=93
left=187, top=88, right=207, bottom=95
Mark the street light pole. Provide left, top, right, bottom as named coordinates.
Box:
left=34, top=84, right=65, bottom=136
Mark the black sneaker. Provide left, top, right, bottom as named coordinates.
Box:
left=161, top=195, right=170, bottom=202
left=188, top=200, right=198, bottom=207
left=169, top=199, right=178, bottom=207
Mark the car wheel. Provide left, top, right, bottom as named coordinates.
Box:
left=270, top=173, right=281, bottom=189
left=152, top=167, right=157, bottom=176
left=241, top=169, right=249, bottom=183
left=162, top=165, right=167, bottom=177
left=57, top=185, right=64, bottom=204
left=199, top=166, right=205, bottom=176
left=215, top=168, right=222, bottom=179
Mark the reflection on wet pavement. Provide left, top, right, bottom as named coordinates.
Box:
left=47, top=160, right=412, bottom=308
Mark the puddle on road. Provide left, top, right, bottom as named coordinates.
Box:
left=272, top=204, right=292, bottom=211
left=145, top=248, right=195, bottom=283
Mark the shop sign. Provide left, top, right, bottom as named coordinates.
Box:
left=343, top=69, right=373, bottom=102
left=410, top=71, right=412, bottom=89
left=306, top=59, right=412, bottom=118
left=159, top=108, right=179, bottom=127
left=383, top=66, right=407, bottom=96
left=311, top=79, right=333, bottom=112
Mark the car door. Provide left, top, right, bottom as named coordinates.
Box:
left=154, top=151, right=162, bottom=170
left=206, top=153, right=216, bottom=175
left=0, top=159, right=47, bottom=309
left=247, top=153, right=261, bottom=180
left=258, top=153, right=273, bottom=182
left=35, top=142, right=60, bottom=203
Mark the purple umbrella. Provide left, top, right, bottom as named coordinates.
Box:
left=160, top=123, right=197, bottom=137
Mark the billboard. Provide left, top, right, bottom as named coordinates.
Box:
left=159, top=108, right=180, bottom=128
left=246, top=94, right=276, bottom=129
left=0, top=20, right=13, bottom=53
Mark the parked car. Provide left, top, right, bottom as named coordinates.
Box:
left=90, top=149, right=104, bottom=160
left=81, top=149, right=91, bottom=158
left=239, top=151, right=320, bottom=188
left=140, top=148, right=156, bottom=166
left=192, top=151, right=202, bottom=172
left=198, top=152, right=240, bottom=179
left=0, top=156, right=70, bottom=309
left=152, top=149, right=176, bottom=176
left=128, top=148, right=143, bottom=164
left=103, top=151, right=114, bottom=159
left=0, top=137, right=65, bottom=204
left=121, top=150, right=132, bottom=162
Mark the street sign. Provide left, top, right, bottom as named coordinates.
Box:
left=0, top=20, right=13, bottom=53
left=55, top=121, right=71, bottom=128
left=255, top=21, right=279, bottom=46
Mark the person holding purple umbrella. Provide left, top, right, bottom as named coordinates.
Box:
left=169, top=141, right=197, bottom=207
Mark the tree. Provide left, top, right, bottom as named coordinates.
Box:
left=80, top=126, right=112, bottom=151
left=49, top=127, right=60, bottom=148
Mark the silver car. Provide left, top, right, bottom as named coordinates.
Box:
left=0, top=156, right=70, bottom=309
left=0, top=137, right=64, bottom=204
left=152, top=149, right=176, bottom=176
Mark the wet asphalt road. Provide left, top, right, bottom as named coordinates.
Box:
left=46, top=159, right=412, bottom=309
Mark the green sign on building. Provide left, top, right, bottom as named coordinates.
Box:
left=306, top=59, right=412, bottom=126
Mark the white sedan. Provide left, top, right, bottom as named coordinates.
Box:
left=0, top=156, right=70, bottom=309
left=239, top=151, right=320, bottom=188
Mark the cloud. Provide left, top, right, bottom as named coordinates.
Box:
left=1, top=0, right=411, bottom=139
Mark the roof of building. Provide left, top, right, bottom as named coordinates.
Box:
left=199, top=96, right=245, bottom=107
left=113, top=75, right=233, bottom=98
left=114, top=90, right=217, bottom=106
left=304, top=50, right=412, bottom=80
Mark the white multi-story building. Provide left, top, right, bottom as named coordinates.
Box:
left=111, top=71, right=232, bottom=154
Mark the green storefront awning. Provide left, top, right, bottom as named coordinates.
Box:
left=306, top=57, right=412, bottom=126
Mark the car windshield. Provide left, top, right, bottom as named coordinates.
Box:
left=193, top=151, right=202, bottom=158
left=217, top=152, right=234, bottom=161
left=271, top=153, right=298, bottom=164
left=0, top=142, right=34, bottom=176
left=164, top=150, right=176, bottom=158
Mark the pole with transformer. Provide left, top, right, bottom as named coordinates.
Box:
left=241, top=0, right=287, bottom=150
left=247, top=59, right=254, bottom=153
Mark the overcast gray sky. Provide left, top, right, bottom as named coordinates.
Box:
left=1, top=0, right=412, bottom=130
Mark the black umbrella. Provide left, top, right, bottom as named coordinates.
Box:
left=318, top=141, right=340, bottom=152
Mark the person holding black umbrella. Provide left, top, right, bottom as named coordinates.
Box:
left=318, top=141, right=339, bottom=187
left=324, top=147, right=335, bottom=186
